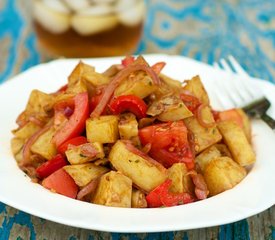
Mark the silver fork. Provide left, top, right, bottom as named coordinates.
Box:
left=213, top=56, right=275, bottom=129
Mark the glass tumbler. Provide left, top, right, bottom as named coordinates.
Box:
left=32, top=0, right=145, bottom=58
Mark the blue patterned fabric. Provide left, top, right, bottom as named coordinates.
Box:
left=140, top=0, right=275, bottom=83
left=0, top=0, right=274, bottom=239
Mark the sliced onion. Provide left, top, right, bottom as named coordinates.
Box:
left=29, top=115, right=45, bottom=127
left=196, top=104, right=216, bottom=128
left=63, top=106, right=73, bottom=117
left=123, top=140, right=166, bottom=173
left=80, top=143, right=99, bottom=158
left=77, top=177, right=100, bottom=200
left=195, top=188, right=208, bottom=200
left=189, top=172, right=209, bottom=200
left=20, top=165, right=38, bottom=182
left=21, top=125, right=51, bottom=167
left=141, top=143, right=151, bottom=154
left=187, top=129, right=196, bottom=156
left=90, top=64, right=161, bottom=118
left=191, top=173, right=208, bottom=191
left=123, top=140, right=151, bottom=160
left=16, top=111, right=28, bottom=128
left=151, top=62, right=166, bottom=75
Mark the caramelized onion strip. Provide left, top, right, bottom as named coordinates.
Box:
left=196, top=104, right=216, bottom=128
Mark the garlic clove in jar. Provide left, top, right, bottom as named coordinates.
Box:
left=116, top=0, right=145, bottom=27
left=62, top=0, right=91, bottom=12
left=33, top=0, right=70, bottom=33
left=71, top=13, right=119, bottom=36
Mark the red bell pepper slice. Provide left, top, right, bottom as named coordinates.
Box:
left=36, top=154, right=67, bottom=179
left=109, top=95, right=147, bottom=119
left=57, top=136, right=88, bottom=155
left=146, top=179, right=194, bottom=208
left=52, top=92, right=89, bottom=147
left=42, top=168, right=78, bottom=199
left=121, top=56, right=135, bottom=67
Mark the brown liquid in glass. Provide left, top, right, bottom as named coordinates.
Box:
left=34, top=21, right=143, bottom=58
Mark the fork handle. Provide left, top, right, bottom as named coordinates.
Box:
left=261, top=113, right=275, bottom=129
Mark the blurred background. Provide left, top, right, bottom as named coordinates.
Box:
left=0, top=0, right=274, bottom=239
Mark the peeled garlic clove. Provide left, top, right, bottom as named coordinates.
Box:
left=117, top=0, right=145, bottom=27
left=42, top=0, right=70, bottom=14
left=62, top=0, right=90, bottom=12
left=72, top=14, right=118, bottom=35
left=33, top=0, right=70, bottom=33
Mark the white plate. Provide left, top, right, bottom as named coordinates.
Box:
left=0, top=54, right=274, bottom=233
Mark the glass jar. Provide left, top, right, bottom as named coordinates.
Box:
left=32, top=0, right=145, bottom=58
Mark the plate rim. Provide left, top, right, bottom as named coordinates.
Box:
left=0, top=54, right=275, bottom=233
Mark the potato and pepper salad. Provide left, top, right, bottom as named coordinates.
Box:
left=11, top=56, right=256, bottom=208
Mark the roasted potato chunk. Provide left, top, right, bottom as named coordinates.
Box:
left=109, top=140, right=167, bottom=192
left=86, top=115, right=119, bottom=143
left=26, top=89, right=54, bottom=114
left=184, top=105, right=222, bottom=153
left=217, top=108, right=252, bottom=142
left=131, top=189, right=147, bottom=208
left=183, top=75, right=209, bottom=105
left=30, top=126, right=57, bottom=160
left=66, top=79, right=87, bottom=95
left=118, top=113, right=138, bottom=140
left=160, top=73, right=182, bottom=91
left=195, top=145, right=221, bottom=173
left=63, top=163, right=109, bottom=187
left=68, top=61, right=109, bottom=87
left=13, top=122, right=41, bottom=139
left=147, top=95, right=193, bottom=122
left=10, top=138, right=24, bottom=162
left=92, top=171, right=132, bottom=208
left=167, top=163, right=194, bottom=194
left=11, top=122, right=42, bottom=162
left=236, top=109, right=252, bottom=142
left=214, top=144, right=232, bottom=158
left=115, top=74, right=156, bottom=99
left=217, top=121, right=255, bottom=166
left=204, top=157, right=247, bottom=196
left=65, top=142, right=104, bottom=165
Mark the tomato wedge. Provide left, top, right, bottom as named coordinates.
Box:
left=36, top=154, right=67, bottom=179
left=146, top=179, right=194, bottom=208
left=57, top=136, right=88, bottom=155
left=42, top=168, right=78, bottom=199
left=52, top=92, right=89, bottom=147
left=121, top=55, right=135, bottom=67
left=109, top=95, right=147, bottom=119
left=139, top=121, right=194, bottom=169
